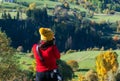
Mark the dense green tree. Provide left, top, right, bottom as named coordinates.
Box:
left=7, top=13, right=12, bottom=19
left=26, top=9, right=33, bottom=17
left=2, top=12, right=7, bottom=19
left=26, top=8, right=48, bottom=26
left=16, top=11, right=20, bottom=20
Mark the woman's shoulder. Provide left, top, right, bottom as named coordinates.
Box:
left=33, top=43, right=37, bottom=46
left=32, top=44, right=37, bottom=49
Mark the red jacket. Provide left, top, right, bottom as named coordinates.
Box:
left=32, top=43, right=60, bottom=72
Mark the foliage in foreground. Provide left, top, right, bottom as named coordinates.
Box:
left=73, top=50, right=120, bottom=81
left=0, top=30, right=31, bottom=80
left=57, top=60, right=74, bottom=81
left=66, top=60, right=79, bottom=71
left=96, top=51, right=119, bottom=81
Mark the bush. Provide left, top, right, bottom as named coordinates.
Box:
left=57, top=60, right=74, bottom=81
left=66, top=60, right=79, bottom=71
left=77, top=69, right=98, bottom=81
left=85, top=69, right=98, bottom=81
left=95, top=51, right=119, bottom=80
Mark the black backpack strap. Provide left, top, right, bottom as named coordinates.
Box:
left=36, top=45, right=44, bottom=62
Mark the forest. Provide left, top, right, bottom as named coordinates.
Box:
left=0, top=0, right=120, bottom=52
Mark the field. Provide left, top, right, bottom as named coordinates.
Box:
left=90, top=14, right=120, bottom=23
left=0, top=2, right=26, bottom=8
left=61, top=50, right=120, bottom=76
left=18, top=50, right=120, bottom=80
left=0, top=1, right=120, bottom=23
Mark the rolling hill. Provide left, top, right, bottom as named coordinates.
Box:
left=1, top=0, right=120, bottom=22
left=18, top=50, right=120, bottom=78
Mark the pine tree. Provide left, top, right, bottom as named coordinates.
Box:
left=16, top=11, right=19, bottom=20
left=7, top=13, right=12, bottom=19
left=2, top=12, right=7, bottom=19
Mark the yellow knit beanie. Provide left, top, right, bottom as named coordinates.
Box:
left=39, top=27, right=54, bottom=41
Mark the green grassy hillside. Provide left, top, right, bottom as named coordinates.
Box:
left=0, top=0, right=120, bottom=22
left=89, top=14, right=120, bottom=23
left=62, top=50, right=120, bottom=78
left=61, top=50, right=120, bottom=69
left=0, top=2, right=26, bottom=9
left=18, top=50, right=120, bottom=77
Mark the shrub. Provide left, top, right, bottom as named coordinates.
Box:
left=85, top=69, right=98, bottom=81
left=57, top=60, right=74, bottom=81
left=95, top=51, right=119, bottom=81
left=67, top=60, right=79, bottom=71
left=77, top=74, right=86, bottom=81
left=77, top=70, right=98, bottom=81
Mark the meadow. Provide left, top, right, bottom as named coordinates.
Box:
left=89, top=14, right=120, bottom=23
left=0, top=0, right=120, bottom=23
left=17, top=49, right=120, bottom=80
